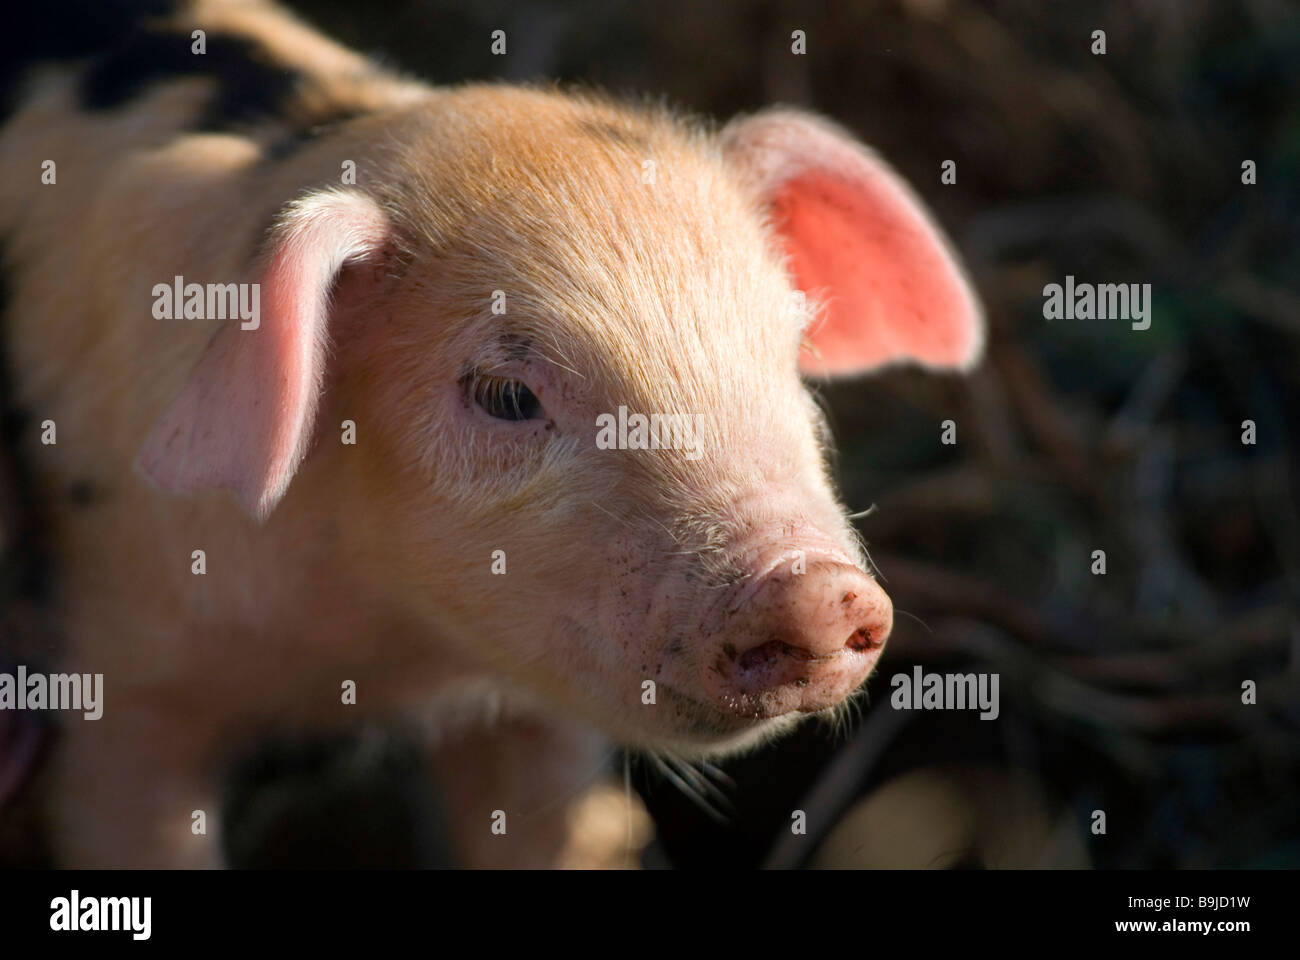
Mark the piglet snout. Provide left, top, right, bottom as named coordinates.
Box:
left=703, top=561, right=893, bottom=719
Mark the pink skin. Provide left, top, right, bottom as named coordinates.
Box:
left=570, top=481, right=895, bottom=749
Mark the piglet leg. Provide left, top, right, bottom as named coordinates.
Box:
left=429, top=714, right=616, bottom=869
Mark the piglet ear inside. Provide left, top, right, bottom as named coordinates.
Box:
left=136, top=189, right=390, bottom=522
left=722, top=109, right=984, bottom=377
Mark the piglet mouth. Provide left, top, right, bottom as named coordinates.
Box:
left=736, top=626, right=877, bottom=673
left=716, top=634, right=884, bottom=720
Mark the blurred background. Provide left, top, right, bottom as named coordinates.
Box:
left=5, top=0, right=1299, bottom=868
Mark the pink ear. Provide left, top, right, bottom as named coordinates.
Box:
left=722, top=109, right=984, bottom=377
left=136, top=190, right=389, bottom=521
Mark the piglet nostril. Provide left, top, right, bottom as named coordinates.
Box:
left=845, top=626, right=875, bottom=652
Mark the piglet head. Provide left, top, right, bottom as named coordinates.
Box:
left=136, top=91, right=982, bottom=754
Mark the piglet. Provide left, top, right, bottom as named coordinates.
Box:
left=0, top=0, right=981, bottom=867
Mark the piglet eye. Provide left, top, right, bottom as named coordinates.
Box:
left=473, top=376, right=542, bottom=421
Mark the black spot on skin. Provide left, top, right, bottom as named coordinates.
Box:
left=3, top=2, right=371, bottom=149
left=0, top=0, right=179, bottom=124
left=80, top=29, right=303, bottom=132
